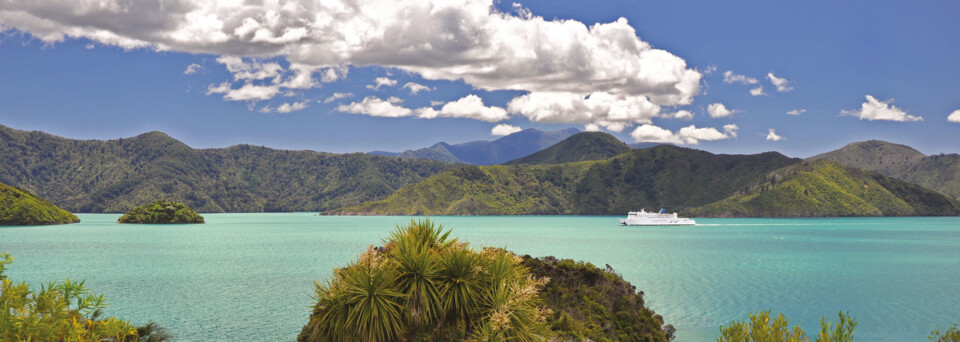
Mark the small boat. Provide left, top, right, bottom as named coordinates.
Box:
left=619, top=208, right=695, bottom=226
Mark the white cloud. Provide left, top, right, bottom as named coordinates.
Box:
left=184, top=63, right=203, bottom=75
left=429, top=100, right=445, bottom=107
left=337, top=96, right=412, bottom=118
left=276, top=101, right=309, bottom=113
left=842, top=95, right=922, bottom=122
left=630, top=124, right=733, bottom=145
left=402, top=82, right=433, bottom=94
left=425, top=94, right=509, bottom=122
left=949, top=109, right=960, bottom=123
left=765, top=128, right=784, bottom=141
left=661, top=110, right=693, bottom=120
left=491, top=124, right=523, bottom=136
left=508, top=91, right=660, bottom=132
left=366, top=77, right=398, bottom=91
left=584, top=123, right=601, bottom=132
left=723, top=124, right=739, bottom=138
left=206, top=81, right=280, bottom=102
left=749, top=87, right=766, bottom=96
left=703, top=64, right=717, bottom=75
left=767, top=72, right=793, bottom=92
left=0, top=0, right=702, bottom=124
left=787, top=109, right=806, bottom=116
left=323, top=92, right=354, bottom=104
left=707, top=102, right=736, bottom=118
left=217, top=56, right=283, bottom=81
left=280, top=64, right=319, bottom=89
left=723, top=71, right=758, bottom=85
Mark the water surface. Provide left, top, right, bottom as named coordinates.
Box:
left=1, top=214, right=958, bottom=341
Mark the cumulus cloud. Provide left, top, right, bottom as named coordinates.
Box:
left=749, top=87, right=766, bottom=96
left=765, top=128, right=784, bottom=141
left=723, top=124, right=739, bottom=138
left=337, top=96, right=412, bottom=118
left=767, top=72, right=793, bottom=92
left=787, top=109, right=806, bottom=116
left=207, top=81, right=279, bottom=102
left=491, top=124, right=523, bottom=136
left=949, top=110, right=960, bottom=123
left=423, top=95, right=509, bottom=122
left=584, top=123, right=601, bottom=132
left=323, top=92, right=354, bottom=103
left=0, top=0, right=702, bottom=126
left=707, top=103, right=736, bottom=118
left=842, top=95, right=922, bottom=122
left=184, top=63, right=203, bottom=74
left=402, top=82, right=433, bottom=94
left=661, top=110, right=693, bottom=120
left=276, top=101, right=309, bottom=113
left=723, top=71, right=758, bottom=84
left=508, top=91, right=660, bottom=132
left=366, top=77, right=398, bottom=90
left=630, top=124, right=733, bottom=145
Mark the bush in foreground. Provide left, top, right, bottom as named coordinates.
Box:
left=118, top=200, right=204, bottom=224
left=299, top=219, right=549, bottom=341
left=717, top=310, right=856, bottom=342
left=0, top=253, right=171, bottom=341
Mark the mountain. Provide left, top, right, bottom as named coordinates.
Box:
left=687, top=159, right=960, bottom=217
left=1, top=181, right=79, bottom=225
left=328, top=145, right=799, bottom=215
left=809, top=140, right=960, bottom=199
left=504, top=132, right=631, bottom=165
left=0, top=124, right=453, bottom=213
left=372, top=128, right=580, bottom=165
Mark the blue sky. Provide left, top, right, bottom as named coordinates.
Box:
left=1, top=0, right=958, bottom=157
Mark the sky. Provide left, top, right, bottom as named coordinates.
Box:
left=1, top=0, right=958, bottom=158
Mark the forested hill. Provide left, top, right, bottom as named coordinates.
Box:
left=0, top=181, right=79, bottom=225
left=0, top=124, right=453, bottom=213
left=328, top=145, right=800, bottom=215
left=810, top=140, right=960, bottom=200
left=688, top=159, right=960, bottom=217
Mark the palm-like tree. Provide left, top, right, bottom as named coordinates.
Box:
left=299, top=219, right=548, bottom=342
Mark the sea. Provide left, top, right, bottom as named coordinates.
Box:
left=1, top=214, right=958, bottom=341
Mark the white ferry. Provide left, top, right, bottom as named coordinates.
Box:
left=619, top=208, right=696, bottom=226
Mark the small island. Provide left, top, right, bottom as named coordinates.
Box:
left=118, top=200, right=205, bottom=224
left=0, top=182, right=79, bottom=225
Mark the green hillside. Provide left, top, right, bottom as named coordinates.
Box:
left=329, top=146, right=799, bottom=215
left=810, top=140, right=960, bottom=199
left=504, top=132, right=631, bottom=165
left=0, top=124, right=453, bottom=213
left=687, top=159, right=960, bottom=217
left=0, top=181, right=79, bottom=225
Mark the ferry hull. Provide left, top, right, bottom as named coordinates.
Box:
left=619, top=218, right=696, bottom=226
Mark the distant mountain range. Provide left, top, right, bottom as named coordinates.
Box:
left=332, top=133, right=960, bottom=217
left=810, top=140, right=960, bottom=200
left=0, top=124, right=453, bottom=213
left=3, top=122, right=959, bottom=217
left=369, top=128, right=580, bottom=165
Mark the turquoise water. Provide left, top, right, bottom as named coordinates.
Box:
left=1, top=214, right=958, bottom=341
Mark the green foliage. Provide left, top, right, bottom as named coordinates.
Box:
left=0, top=124, right=453, bottom=213
left=504, top=132, right=631, bottom=165
left=118, top=200, right=205, bottom=224
left=930, top=323, right=960, bottom=342
left=0, top=253, right=150, bottom=341
left=688, top=160, right=960, bottom=217
left=521, top=256, right=673, bottom=341
left=810, top=140, right=960, bottom=199
left=717, top=311, right=856, bottom=342
left=299, top=220, right=550, bottom=342
left=332, top=145, right=798, bottom=215
left=0, top=181, right=79, bottom=225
